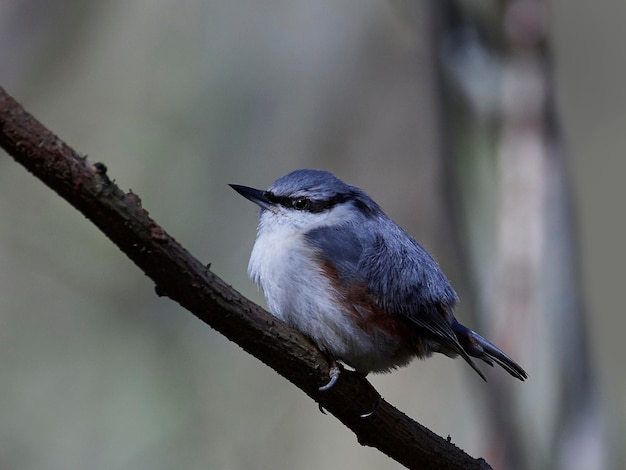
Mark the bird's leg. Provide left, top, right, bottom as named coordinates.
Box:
left=317, top=356, right=341, bottom=415
left=318, top=357, right=341, bottom=392
left=316, top=360, right=380, bottom=418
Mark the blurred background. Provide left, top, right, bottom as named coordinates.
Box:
left=0, top=0, right=624, bottom=469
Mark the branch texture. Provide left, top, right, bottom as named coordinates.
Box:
left=0, top=86, right=491, bottom=470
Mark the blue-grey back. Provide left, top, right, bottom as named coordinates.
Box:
left=304, top=209, right=458, bottom=315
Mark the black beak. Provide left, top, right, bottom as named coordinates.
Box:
left=229, top=184, right=273, bottom=211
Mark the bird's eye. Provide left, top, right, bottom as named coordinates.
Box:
left=292, top=198, right=311, bottom=210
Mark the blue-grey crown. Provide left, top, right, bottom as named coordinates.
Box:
left=268, top=169, right=348, bottom=198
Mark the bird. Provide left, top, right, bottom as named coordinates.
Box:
left=230, top=169, right=527, bottom=389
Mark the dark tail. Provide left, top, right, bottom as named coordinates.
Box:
left=452, top=321, right=528, bottom=381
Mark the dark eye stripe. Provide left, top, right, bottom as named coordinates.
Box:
left=264, top=191, right=350, bottom=213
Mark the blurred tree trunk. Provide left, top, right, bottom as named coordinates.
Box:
left=430, top=1, right=610, bottom=469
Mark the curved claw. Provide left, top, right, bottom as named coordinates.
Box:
left=359, top=395, right=381, bottom=419
left=318, top=403, right=327, bottom=415
left=318, top=364, right=341, bottom=392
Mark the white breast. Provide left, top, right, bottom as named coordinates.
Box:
left=248, top=223, right=341, bottom=336
left=247, top=217, right=406, bottom=373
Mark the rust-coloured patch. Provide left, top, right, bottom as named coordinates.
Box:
left=317, top=257, right=432, bottom=360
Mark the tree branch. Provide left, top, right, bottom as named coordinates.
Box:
left=0, top=86, right=491, bottom=470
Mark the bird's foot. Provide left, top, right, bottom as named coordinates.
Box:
left=318, top=361, right=341, bottom=392
left=317, top=359, right=341, bottom=415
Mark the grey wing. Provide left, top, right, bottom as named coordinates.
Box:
left=306, top=222, right=456, bottom=337
left=361, top=229, right=489, bottom=378
left=358, top=228, right=469, bottom=356
left=307, top=223, right=487, bottom=379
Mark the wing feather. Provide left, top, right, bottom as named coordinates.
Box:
left=305, top=224, right=461, bottom=351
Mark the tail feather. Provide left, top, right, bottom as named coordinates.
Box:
left=452, top=321, right=528, bottom=381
